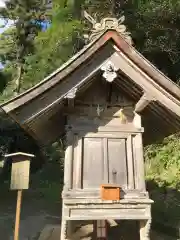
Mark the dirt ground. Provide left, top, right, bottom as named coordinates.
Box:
left=0, top=192, right=176, bottom=240
left=0, top=208, right=177, bottom=240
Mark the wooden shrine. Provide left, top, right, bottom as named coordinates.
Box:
left=2, top=13, right=180, bottom=240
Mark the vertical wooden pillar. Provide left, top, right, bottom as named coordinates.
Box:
left=134, top=133, right=146, bottom=191
left=64, top=129, right=73, bottom=191
left=133, top=112, right=142, bottom=128
left=95, top=220, right=107, bottom=240
left=139, top=219, right=151, bottom=240
left=127, top=135, right=134, bottom=189
left=133, top=113, right=146, bottom=191
left=75, top=137, right=82, bottom=189
left=103, top=138, right=109, bottom=183
left=60, top=217, right=67, bottom=240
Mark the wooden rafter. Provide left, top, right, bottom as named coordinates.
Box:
left=135, top=93, right=156, bottom=113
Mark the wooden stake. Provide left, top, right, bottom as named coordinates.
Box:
left=14, top=190, right=22, bottom=240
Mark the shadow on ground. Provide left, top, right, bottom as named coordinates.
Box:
left=147, top=180, right=180, bottom=238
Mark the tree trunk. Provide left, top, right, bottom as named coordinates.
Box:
left=112, top=0, right=125, bottom=16
left=14, top=64, right=23, bottom=94
left=73, top=0, right=84, bottom=19
left=111, top=0, right=116, bottom=16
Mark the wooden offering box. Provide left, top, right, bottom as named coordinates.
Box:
left=101, top=184, right=121, bottom=201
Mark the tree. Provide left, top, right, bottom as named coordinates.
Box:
left=0, top=0, right=47, bottom=94
left=15, top=0, right=83, bottom=90
left=83, top=0, right=180, bottom=83
left=0, top=71, right=8, bottom=92
left=122, top=0, right=180, bottom=82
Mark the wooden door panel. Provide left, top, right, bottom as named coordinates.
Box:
left=107, top=138, right=128, bottom=188
left=83, top=137, right=104, bottom=188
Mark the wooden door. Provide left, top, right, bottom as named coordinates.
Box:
left=80, top=134, right=129, bottom=189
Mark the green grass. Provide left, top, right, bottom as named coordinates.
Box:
left=145, top=133, right=180, bottom=234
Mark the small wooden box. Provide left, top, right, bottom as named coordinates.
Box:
left=101, top=184, right=120, bottom=200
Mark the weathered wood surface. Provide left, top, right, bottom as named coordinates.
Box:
left=83, top=137, right=104, bottom=188
left=62, top=198, right=152, bottom=220
left=2, top=30, right=180, bottom=145
left=61, top=70, right=152, bottom=239
left=62, top=190, right=149, bottom=199
left=135, top=92, right=156, bottom=113
left=65, top=122, right=145, bottom=194
left=11, top=160, right=30, bottom=190
left=3, top=30, right=180, bottom=114
left=113, top=51, right=180, bottom=116
left=5, top=152, right=34, bottom=190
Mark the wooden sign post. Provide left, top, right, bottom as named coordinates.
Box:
left=4, top=152, right=35, bottom=240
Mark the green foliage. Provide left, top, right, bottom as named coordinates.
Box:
left=145, top=133, right=180, bottom=189
left=83, top=0, right=180, bottom=81
left=29, top=141, right=64, bottom=202
left=0, top=27, right=16, bottom=64
left=124, top=0, right=180, bottom=81
left=0, top=0, right=47, bottom=93
left=21, top=6, right=82, bottom=90
left=0, top=1, right=83, bottom=96
left=144, top=134, right=180, bottom=229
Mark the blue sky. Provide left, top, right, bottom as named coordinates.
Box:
left=0, top=18, right=14, bottom=33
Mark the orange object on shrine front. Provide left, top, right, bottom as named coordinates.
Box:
left=101, top=184, right=121, bottom=201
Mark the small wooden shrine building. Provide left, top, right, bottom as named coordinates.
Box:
left=2, top=14, right=180, bottom=240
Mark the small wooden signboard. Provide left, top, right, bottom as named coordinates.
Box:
left=4, top=152, right=34, bottom=240
left=5, top=152, right=34, bottom=190
left=11, top=159, right=30, bottom=190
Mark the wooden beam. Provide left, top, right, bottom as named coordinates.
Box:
left=135, top=93, right=155, bottom=113
left=114, top=51, right=180, bottom=117
left=64, top=87, right=77, bottom=107
left=150, top=104, right=180, bottom=130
